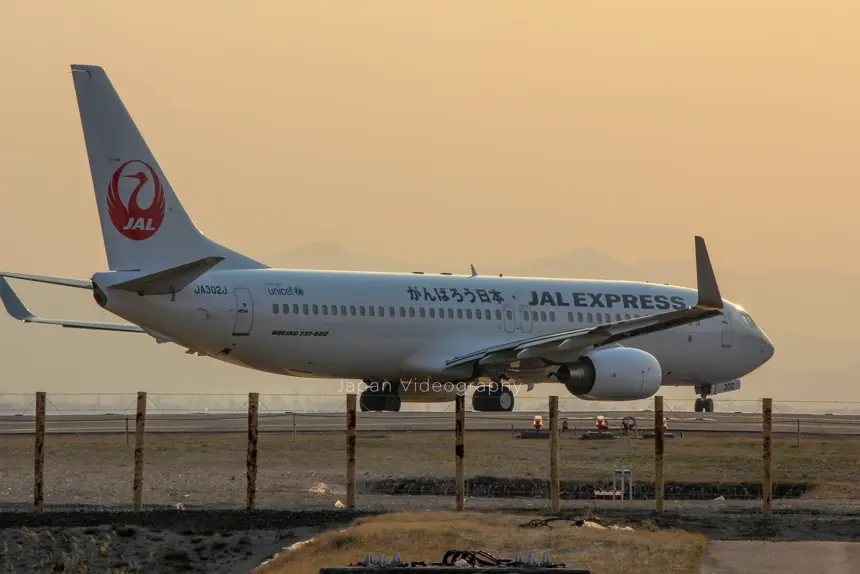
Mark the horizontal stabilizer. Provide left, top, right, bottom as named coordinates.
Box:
left=108, top=256, right=224, bottom=295
left=0, top=277, right=143, bottom=333
left=0, top=271, right=92, bottom=289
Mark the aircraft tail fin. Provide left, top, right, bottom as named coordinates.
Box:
left=70, top=64, right=267, bottom=272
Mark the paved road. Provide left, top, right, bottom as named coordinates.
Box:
left=1, top=410, right=859, bottom=436
left=700, top=541, right=860, bottom=574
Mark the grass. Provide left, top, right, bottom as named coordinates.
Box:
left=252, top=510, right=707, bottom=574
left=0, top=432, right=857, bottom=506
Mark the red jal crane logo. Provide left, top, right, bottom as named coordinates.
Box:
left=107, top=160, right=166, bottom=240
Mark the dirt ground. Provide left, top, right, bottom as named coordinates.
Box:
left=0, top=431, right=857, bottom=508
left=1, top=432, right=858, bottom=572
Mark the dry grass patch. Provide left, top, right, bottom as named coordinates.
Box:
left=254, top=511, right=707, bottom=574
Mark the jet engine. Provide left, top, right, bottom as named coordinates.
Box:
left=554, top=347, right=662, bottom=400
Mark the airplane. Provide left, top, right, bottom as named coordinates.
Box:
left=0, top=64, right=774, bottom=414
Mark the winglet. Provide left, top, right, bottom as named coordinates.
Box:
left=694, top=236, right=723, bottom=310
left=0, top=277, right=36, bottom=321
left=470, top=264, right=478, bottom=277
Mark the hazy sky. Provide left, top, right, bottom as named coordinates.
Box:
left=1, top=2, right=858, bottom=405
left=1, top=1, right=858, bottom=277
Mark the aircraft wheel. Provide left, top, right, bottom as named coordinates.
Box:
left=694, top=398, right=704, bottom=412
left=471, top=386, right=493, bottom=411
left=385, top=394, right=401, bottom=412
left=359, top=393, right=374, bottom=412
left=496, top=386, right=515, bottom=412
left=704, top=398, right=714, bottom=413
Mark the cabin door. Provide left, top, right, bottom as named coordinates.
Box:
left=720, top=310, right=732, bottom=348
left=232, top=288, right=254, bottom=336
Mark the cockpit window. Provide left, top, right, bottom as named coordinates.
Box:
left=740, top=312, right=756, bottom=327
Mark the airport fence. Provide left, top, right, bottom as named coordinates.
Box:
left=0, top=392, right=858, bottom=515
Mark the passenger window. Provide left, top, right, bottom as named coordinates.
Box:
left=322, top=305, right=328, bottom=315
left=293, top=304, right=299, bottom=314
left=339, top=305, right=346, bottom=315
left=429, top=308, right=435, bottom=318
left=389, top=306, right=395, bottom=317
left=312, top=304, right=319, bottom=315
left=359, top=306, right=365, bottom=316
left=625, top=313, right=630, bottom=320
left=332, top=305, right=338, bottom=316
left=615, top=314, right=621, bottom=322
left=522, top=310, right=528, bottom=321
left=448, top=308, right=454, bottom=319
left=495, top=310, right=501, bottom=320
left=550, top=311, right=555, bottom=322
left=283, top=304, right=289, bottom=314
left=458, top=309, right=464, bottom=319
left=350, top=305, right=356, bottom=316
left=475, top=309, right=481, bottom=320
left=368, top=306, right=374, bottom=317
left=506, top=310, right=513, bottom=320
left=272, top=304, right=279, bottom=314
left=378, top=306, right=384, bottom=317
left=540, top=311, right=546, bottom=322
left=532, top=311, right=538, bottom=321
left=400, top=307, right=406, bottom=317
left=568, top=312, right=574, bottom=322
left=466, top=309, right=472, bottom=319
left=440, top=308, right=446, bottom=319
left=577, top=312, right=583, bottom=322
left=303, top=304, right=309, bottom=315
left=420, top=308, right=426, bottom=318
left=587, top=312, right=593, bottom=323
left=409, top=307, right=415, bottom=317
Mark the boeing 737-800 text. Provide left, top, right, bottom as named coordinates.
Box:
left=0, top=65, right=774, bottom=413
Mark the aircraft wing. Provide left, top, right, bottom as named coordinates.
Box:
left=0, top=277, right=144, bottom=333
left=445, top=236, right=724, bottom=370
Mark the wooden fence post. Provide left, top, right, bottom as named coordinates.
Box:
left=246, top=392, right=259, bottom=510
left=549, top=396, right=560, bottom=513
left=763, top=397, right=773, bottom=517
left=654, top=395, right=664, bottom=514
left=455, top=393, right=465, bottom=511
left=34, top=391, right=46, bottom=513
left=133, top=391, right=146, bottom=512
left=346, top=394, right=357, bottom=509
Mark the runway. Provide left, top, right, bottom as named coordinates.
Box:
left=1, top=410, right=859, bottom=436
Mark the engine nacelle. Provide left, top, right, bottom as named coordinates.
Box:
left=554, top=347, right=662, bottom=401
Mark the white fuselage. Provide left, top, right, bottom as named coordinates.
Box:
left=94, top=268, right=774, bottom=392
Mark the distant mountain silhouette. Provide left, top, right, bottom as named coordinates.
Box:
left=506, top=248, right=632, bottom=280
left=0, top=241, right=856, bottom=407
left=265, top=241, right=411, bottom=272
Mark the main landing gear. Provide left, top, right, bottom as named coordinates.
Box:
left=359, top=380, right=401, bottom=412
left=694, top=395, right=714, bottom=413
left=471, top=382, right=515, bottom=412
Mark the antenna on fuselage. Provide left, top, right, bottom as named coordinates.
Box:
left=470, top=264, right=478, bottom=277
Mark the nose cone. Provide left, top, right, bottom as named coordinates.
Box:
left=759, top=331, right=775, bottom=364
